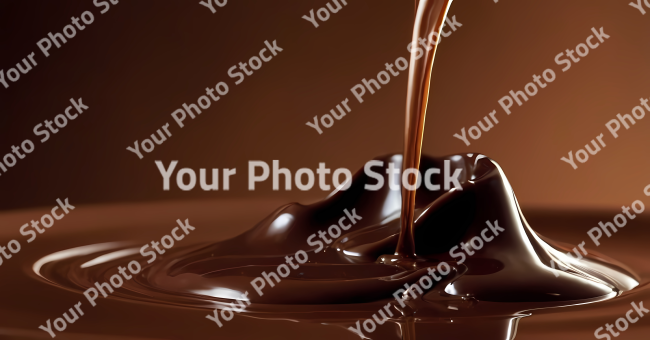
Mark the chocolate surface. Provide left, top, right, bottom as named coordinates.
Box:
left=29, top=153, right=640, bottom=339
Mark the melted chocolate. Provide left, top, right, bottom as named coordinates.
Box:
left=397, top=0, right=452, bottom=259
left=34, top=153, right=640, bottom=339
left=30, top=1, right=641, bottom=339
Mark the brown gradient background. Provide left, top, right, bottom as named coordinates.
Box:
left=1, top=0, right=649, bottom=212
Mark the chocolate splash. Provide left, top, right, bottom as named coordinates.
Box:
left=165, top=153, right=637, bottom=306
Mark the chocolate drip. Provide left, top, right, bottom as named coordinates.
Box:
left=398, top=0, right=453, bottom=258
